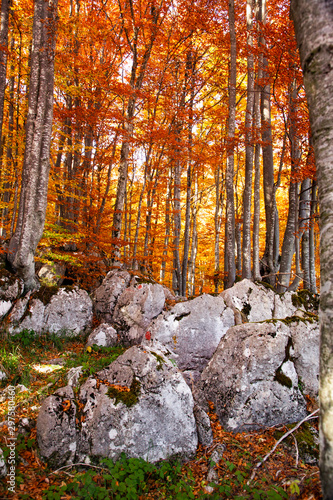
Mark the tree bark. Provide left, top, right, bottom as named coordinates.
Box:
left=7, top=0, right=58, bottom=291
left=259, top=0, right=278, bottom=284
left=225, top=0, right=237, bottom=289
left=277, top=79, right=300, bottom=292
left=290, top=1, right=333, bottom=497
left=0, top=0, right=10, bottom=144
left=242, top=0, right=255, bottom=279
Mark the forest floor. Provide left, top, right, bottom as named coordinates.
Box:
left=0, top=330, right=322, bottom=500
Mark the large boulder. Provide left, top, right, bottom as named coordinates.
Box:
left=36, top=385, right=77, bottom=468
left=44, top=288, right=92, bottom=334
left=8, top=287, right=92, bottom=336
left=112, top=283, right=168, bottom=345
left=198, top=321, right=311, bottom=432
left=93, top=270, right=132, bottom=322
left=145, top=294, right=235, bottom=382
left=37, top=346, right=198, bottom=468
left=0, top=270, right=24, bottom=301
left=0, top=270, right=24, bottom=320
left=220, top=279, right=300, bottom=323
left=288, top=319, right=319, bottom=398
left=77, top=346, right=198, bottom=463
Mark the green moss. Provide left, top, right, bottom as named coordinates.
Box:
left=32, top=284, right=60, bottom=305
left=273, top=421, right=319, bottom=463
left=274, top=338, right=294, bottom=388
left=242, top=303, right=251, bottom=317
left=292, top=289, right=319, bottom=312
left=107, top=378, right=141, bottom=407
left=274, top=367, right=292, bottom=388
left=256, top=280, right=276, bottom=292
left=151, top=351, right=165, bottom=371
left=175, top=312, right=191, bottom=321
left=263, top=313, right=318, bottom=326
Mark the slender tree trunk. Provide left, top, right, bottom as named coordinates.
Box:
left=0, top=0, right=10, bottom=144
left=160, top=168, right=172, bottom=283
left=242, top=0, right=255, bottom=279
left=111, top=2, right=161, bottom=262
left=214, top=162, right=224, bottom=292
left=290, top=1, right=333, bottom=497
left=300, top=177, right=311, bottom=289
left=7, top=0, right=58, bottom=291
left=252, top=5, right=262, bottom=282
left=1, top=36, right=15, bottom=238
left=277, top=79, right=300, bottom=292
left=225, top=0, right=237, bottom=288
left=172, top=156, right=182, bottom=294
left=309, top=179, right=317, bottom=294
left=258, top=0, right=277, bottom=284
left=181, top=50, right=195, bottom=296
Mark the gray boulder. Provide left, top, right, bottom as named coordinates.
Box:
left=145, top=294, right=235, bottom=382
left=7, top=293, right=31, bottom=327
left=0, top=299, right=12, bottom=320
left=0, top=271, right=24, bottom=301
left=67, top=366, right=83, bottom=388
left=288, top=319, right=319, bottom=398
left=93, top=270, right=132, bottom=322
left=77, top=346, right=197, bottom=463
left=37, top=262, right=66, bottom=286
left=36, top=385, right=77, bottom=468
left=220, top=279, right=299, bottom=323
left=8, top=287, right=92, bottom=336
left=10, top=298, right=45, bottom=334
left=113, top=283, right=167, bottom=344
left=37, top=346, right=198, bottom=467
left=44, top=288, right=92, bottom=335
left=86, top=323, right=118, bottom=348
left=199, top=321, right=308, bottom=432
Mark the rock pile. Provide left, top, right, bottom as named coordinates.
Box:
left=0, top=270, right=319, bottom=471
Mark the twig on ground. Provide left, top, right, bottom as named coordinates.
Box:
left=247, top=408, right=319, bottom=484
left=50, top=462, right=109, bottom=475
left=292, top=433, right=299, bottom=467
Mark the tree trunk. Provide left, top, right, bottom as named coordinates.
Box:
left=242, top=0, right=255, bottom=279
left=252, top=2, right=262, bottom=282
left=277, top=79, right=300, bottom=292
left=225, top=0, right=237, bottom=289
left=290, top=1, right=333, bottom=497
left=300, top=177, right=311, bottom=289
left=111, top=1, right=161, bottom=262
left=7, top=0, right=58, bottom=291
left=259, top=0, right=277, bottom=284
left=0, top=0, right=10, bottom=144
left=309, top=179, right=317, bottom=294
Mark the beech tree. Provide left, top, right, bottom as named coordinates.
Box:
left=7, top=0, right=58, bottom=291
left=290, top=0, right=333, bottom=497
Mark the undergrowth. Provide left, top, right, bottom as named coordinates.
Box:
left=0, top=329, right=322, bottom=499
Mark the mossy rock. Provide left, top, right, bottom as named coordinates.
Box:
left=292, top=289, right=319, bottom=312
left=274, top=421, right=319, bottom=464
left=150, top=351, right=165, bottom=371
left=107, top=378, right=141, bottom=407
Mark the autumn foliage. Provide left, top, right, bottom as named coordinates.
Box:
left=0, top=0, right=318, bottom=294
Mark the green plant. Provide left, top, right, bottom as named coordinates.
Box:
left=12, top=329, right=37, bottom=347
left=42, top=454, right=196, bottom=500
left=65, top=345, right=126, bottom=379
left=0, top=344, right=22, bottom=376
left=202, top=460, right=288, bottom=499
